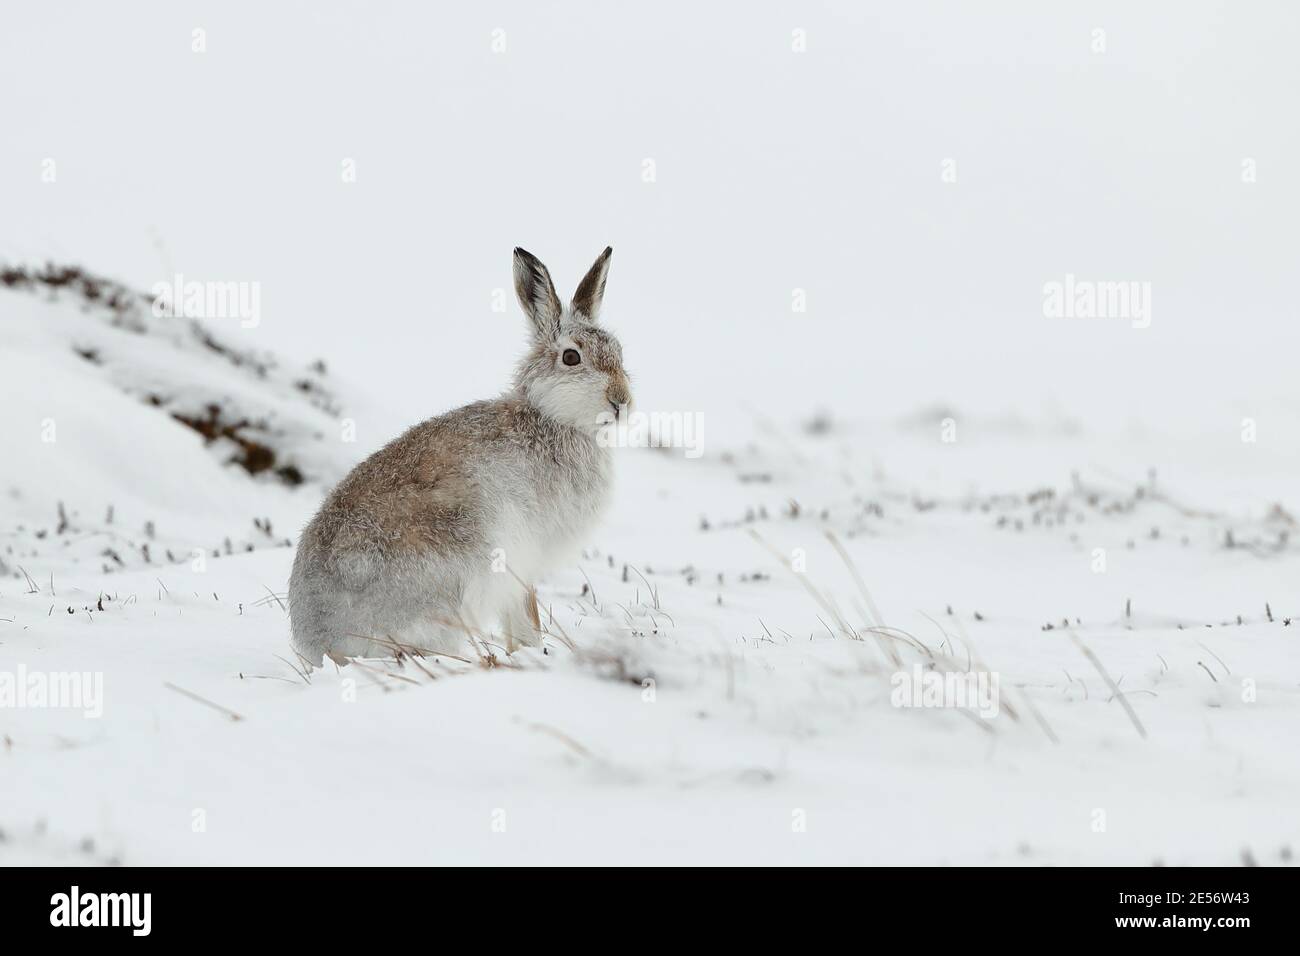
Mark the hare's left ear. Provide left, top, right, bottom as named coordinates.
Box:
left=571, top=246, right=613, bottom=322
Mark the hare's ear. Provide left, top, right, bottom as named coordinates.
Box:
left=571, top=246, right=613, bottom=323
left=513, top=248, right=563, bottom=340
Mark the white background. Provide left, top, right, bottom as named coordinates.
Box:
left=3, top=1, right=1297, bottom=434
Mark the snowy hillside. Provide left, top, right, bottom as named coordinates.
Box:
left=2, top=272, right=1298, bottom=865
left=0, top=264, right=370, bottom=582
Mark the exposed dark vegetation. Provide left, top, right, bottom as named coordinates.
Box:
left=171, top=403, right=306, bottom=486
left=1, top=263, right=150, bottom=321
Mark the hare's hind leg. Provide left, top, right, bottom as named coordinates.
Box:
left=388, top=614, right=466, bottom=659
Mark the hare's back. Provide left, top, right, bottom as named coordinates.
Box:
left=310, top=408, right=507, bottom=565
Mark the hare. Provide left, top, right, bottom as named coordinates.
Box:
left=288, top=247, right=630, bottom=666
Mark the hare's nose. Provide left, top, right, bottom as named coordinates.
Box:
left=606, top=374, right=632, bottom=413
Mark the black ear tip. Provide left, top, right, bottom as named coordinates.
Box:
left=602, top=246, right=613, bottom=258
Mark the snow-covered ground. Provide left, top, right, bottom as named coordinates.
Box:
left=2, top=276, right=1297, bottom=866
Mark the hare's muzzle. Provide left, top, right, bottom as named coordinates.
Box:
left=606, top=372, right=632, bottom=418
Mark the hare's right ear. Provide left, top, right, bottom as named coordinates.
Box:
left=513, top=248, right=562, bottom=341
left=571, top=246, right=613, bottom=322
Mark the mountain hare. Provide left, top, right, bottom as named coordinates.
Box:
left=288, top=247, right=630, bottom=666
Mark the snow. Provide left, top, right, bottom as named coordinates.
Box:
left=2, top=279, right=1299, bottom=865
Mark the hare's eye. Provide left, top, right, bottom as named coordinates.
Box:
left=562, top=348, right=581, bottom=367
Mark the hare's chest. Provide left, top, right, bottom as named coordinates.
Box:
left=493, top=454, right=611, bottom=575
